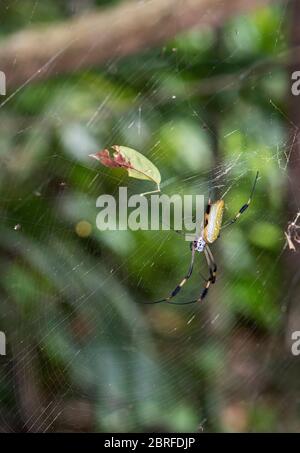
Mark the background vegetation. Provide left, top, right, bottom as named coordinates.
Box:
left=0, top=0, right=299, bottom=432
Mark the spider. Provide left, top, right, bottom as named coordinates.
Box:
left=147, top=171, right=259, bottom=305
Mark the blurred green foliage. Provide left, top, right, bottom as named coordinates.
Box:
left=0, top=0, right=298, bottom=433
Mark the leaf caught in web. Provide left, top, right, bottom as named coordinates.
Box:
left=89, top=145, right=161, bottom=195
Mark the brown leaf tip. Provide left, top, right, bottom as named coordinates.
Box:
left=89, top=146, right=132, bottom=169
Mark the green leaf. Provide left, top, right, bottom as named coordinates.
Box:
left=89, top=145, right=161, bottom=195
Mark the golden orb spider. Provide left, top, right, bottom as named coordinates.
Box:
left=147, top=172, right=259, bottom=306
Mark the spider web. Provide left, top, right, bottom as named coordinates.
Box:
left=0, top=0, right=299, bottom=433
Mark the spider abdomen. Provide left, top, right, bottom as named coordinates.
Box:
left=203, top=199, right=224, bottom=243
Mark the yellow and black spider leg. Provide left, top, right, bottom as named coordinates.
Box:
left=197, top=246, right=217, bottom=302
left=221, top=171, right=259, bottom=229
left=145, top=244, right=196, bottom=304
left=165, top=244, right=196, bottom=301
left=206, top=244, right=217, bottom=284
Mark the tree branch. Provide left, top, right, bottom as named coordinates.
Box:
left=1, top=0, right=275, bottom=89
